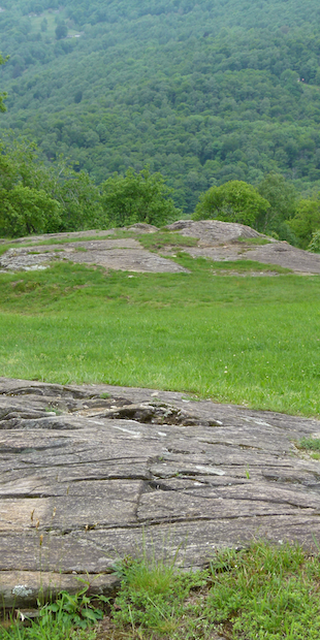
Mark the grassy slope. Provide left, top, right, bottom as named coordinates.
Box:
left=1, top=254, right=319, bottom=416
left=1, top=243, right=320, bottom=637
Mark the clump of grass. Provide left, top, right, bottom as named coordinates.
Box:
left=111, top=555, right=193, bottom=636
left=237, top=236, right=272, bottom=245
left=33, top=230, right=134, bottom=245
left=0, top=231, right=129, bottom=253
left=296, top=437, right=320, bottom=458
left=108, top=541, right=320, bottom=639
left=298, top=437, right=320, bottom=451
left=0, top=243, right=17, bottom=257
left=210, top=259, right=290, bottom=274
left=174, top=253, right=291, bottom=274
left=204, top=541, right=320, bottom=639
left=137, top=231, right=198, bottom=252
left=2, top=542, right=320, bottom=639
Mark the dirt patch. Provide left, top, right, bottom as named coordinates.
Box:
left=1, top=220, right=320, bottom=274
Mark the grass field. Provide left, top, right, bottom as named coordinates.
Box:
left=0, top=252, right=320, bottom=416
left=1, top=252, right=320, bottom=637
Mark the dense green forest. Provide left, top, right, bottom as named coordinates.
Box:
left=1, top=0, right=320, bottom=215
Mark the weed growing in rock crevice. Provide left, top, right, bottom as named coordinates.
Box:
left=296, top=436, right=320, bottom=460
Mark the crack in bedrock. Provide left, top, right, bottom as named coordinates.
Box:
left=25, top=511, right=320, bottom=535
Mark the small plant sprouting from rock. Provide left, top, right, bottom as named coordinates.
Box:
left=297, top=436, right=320, bottom=460
left=298, top=437, right=320, bottom=451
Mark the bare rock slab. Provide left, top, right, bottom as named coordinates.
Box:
left=1, top=572, right=119, bottom=609
left=1, top=377, right=320, bottom=606
left=0, top=240, right=188, bottom=274
left=2, top=220, right=320, bottom=274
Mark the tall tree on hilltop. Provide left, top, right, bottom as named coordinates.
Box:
left=101, top=168, right=181, bottom=227
left=257, top=173, right=297, bottom=233
left=193, top=181, right=270, bottom=228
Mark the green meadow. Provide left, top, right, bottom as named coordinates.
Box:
left=1, top=252, right=320, bottom=417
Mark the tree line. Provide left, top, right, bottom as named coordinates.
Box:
left=1, top=136, right=319, bottom=253
left=0, top=137, right=179, bottom=237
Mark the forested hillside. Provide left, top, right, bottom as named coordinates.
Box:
left=1, top=0, right=320, bottom=212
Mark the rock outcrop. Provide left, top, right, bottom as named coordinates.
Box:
left=1, top=220, right=320, bottom=274
left=1, top=377, right=320, bottom=607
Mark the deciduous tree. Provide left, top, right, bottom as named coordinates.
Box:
left=55, top=22, right=68, bottom=40
left=0, top=184, right=61, bottom=237
left=288, top=199, right=320, bottom=248
left=101, top=168, right=181, bottom=227
left=257, top=173, right=297, bottom=233
left=0, top=137, right=103, bottom=237
left=193, top=180, right=270, bottom=228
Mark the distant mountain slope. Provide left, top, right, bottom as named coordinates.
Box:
left=1, top=0, right=320, bottom=211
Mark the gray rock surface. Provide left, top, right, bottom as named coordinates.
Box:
left=165, top=219, right=264, bottom=243
left=1, top=377, right=320, bottom=607
left=2, top=220, right=320, bottom=274
left=165, top=220, right=320, bottom=274
left=0, top=238, right=188, bottom=274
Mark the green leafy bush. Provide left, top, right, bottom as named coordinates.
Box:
left=101, top=168, right=181, bottom=228
left=193, top=180, right=270, bottom=227
left=288, top=199, right=320, bottom=249
left=0, top=184, right=61, bottom=236
left=308, top=229, right=320, bottom=253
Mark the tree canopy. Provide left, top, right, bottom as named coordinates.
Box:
left=1, top=1, right=320, bottom=212
left=193, top=180, right=270, bottom=227
left=0, top=52, right=8, bottom=113
left=0, top=138, right=104, bottom=237
left=0, top=138, right=180, bottom=237
left=0, top=138, right=60, bottom=236
left=101, top=168, right=181, bottom=228
left=257, top=173, right=297, bottom=232
left=288, top=200, right=320, bottom=249
left=0, top=184, right=61, bottom=236
left=2, top=0, right=320, bottom=243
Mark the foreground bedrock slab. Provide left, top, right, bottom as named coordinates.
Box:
left=1, top=377, right=320, bottom=606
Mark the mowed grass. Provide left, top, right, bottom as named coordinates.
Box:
left=0, top=253, right=320, bottom=416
